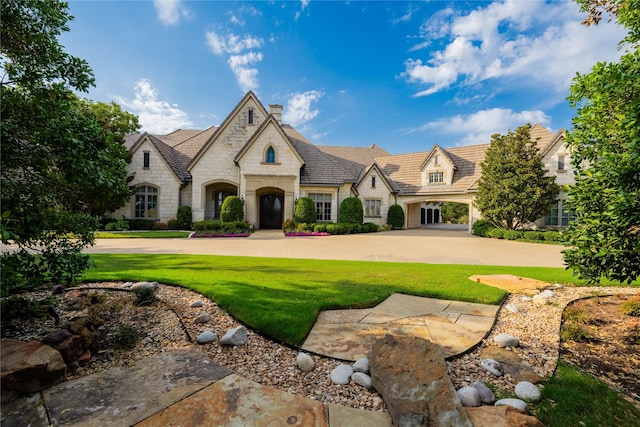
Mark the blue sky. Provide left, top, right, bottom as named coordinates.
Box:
left=62, top=0, right=625, bottom=154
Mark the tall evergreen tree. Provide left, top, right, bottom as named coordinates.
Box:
left=475, top=124, right=559, bottom=230
left=562, top=0, right=640, bottom=283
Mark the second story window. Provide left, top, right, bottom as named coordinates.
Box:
left=558, top=154, right=565, bottom=171
left=266, top=146, right=276, bottom=163
left=429, top=172, right=444, bottom=183
left=372, top=176, right=376, bottom=188
left=143, top=151, right=150, bottom=169
left=248, top=109, right=254, bottom=125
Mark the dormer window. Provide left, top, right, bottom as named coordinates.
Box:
left=266, top=146, right=276, bottom=163
left=248, top=109, right=254, bottom=125
left=429, top=172, right=444, bottom=183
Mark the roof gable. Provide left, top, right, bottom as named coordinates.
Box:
left=129, top=133, right=186, bottom=182
left=234, top=116, right=305, bottom=165
left=419, top=144, right=457, bottom=172
left=356, top=162, right=399, bottom=193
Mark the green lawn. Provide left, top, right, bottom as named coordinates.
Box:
left=84, top=254, right=605, bottom=345
left=534, top=361, right=640, bottom=427
left=95, top=231, right=192, bottom=239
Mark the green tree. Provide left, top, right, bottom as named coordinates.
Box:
left=1, top=0, right=134, bottom=292
left=294, top=197, right=316, bottom=224
left=387, top=204, right=405, bottom=229
left=562, top=0, right=640, bottom=283
left=86, top=100, right=140, bottom=145
left=220, top=196, right=244, bottom=222
left=440, top=202, right=469, bottom=224
left=475, top=124, right=560, bottom=230
left=339, top=197, right=364, bottom=224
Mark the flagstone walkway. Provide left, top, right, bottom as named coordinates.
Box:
left=301, top=293, right=500, bottom=361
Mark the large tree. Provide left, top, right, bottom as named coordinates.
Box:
left=562, top=0, right=640, bottom=283
left=475, top=124, right=560, bottom=230
left=1, top=0, right=136, bottom=293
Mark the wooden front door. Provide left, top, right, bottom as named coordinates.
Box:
left=260, top=194, right=283, bottom=229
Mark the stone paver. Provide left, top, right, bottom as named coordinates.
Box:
left=469, top=274, right=550, bottom=295
left=301, top=293, right=499, bottom=360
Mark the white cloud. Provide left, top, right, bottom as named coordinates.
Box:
left=115, top=79, right=192, bottom=134
left=205, top=30, right=263, bottom=92
left=283, top=91, right=324, bottom=127
left=402, top=0, right=626, bottom=97
left=408, top=108, right=550, bottom=146
left=153, top=0, right=190, bottom=26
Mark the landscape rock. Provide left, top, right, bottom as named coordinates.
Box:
left=521, top=296, right=533, bottom=303
left=470, top=381, right=495, bottom=404
left=481, top=358, right=504, bottom=376
left=42, top=329, right=72, bottom=346
left=353, top=357, right=370, bottom=373
left=330, top=364, right=353, bottom=385
left=193, top=313, right=212, bottom=324
left=504, top=303, right=519, bottom=313
left=1, top=340, right=66, bottom=392
left=51, top=285, right=65, bottom=295
left=189, top=299, right=203, bottom=308
left=494, top=333, right=519, bottom=348
left=533, top=290, right=556, bottom=305
left=130, top=281, right=159, bottom=290
left=66, top=315, right=98, bottom=348
left=515, top=381, right=542, bottom=403
left=480, top=347, right=545, bottom=384
left=121, top=282, right=133, bottom=288
left=495, top=398, right=529, bottom=413
left=220, top=326, right=248, bottom=346
left=466, top=405, right=545, bottom=427
left=56, top=335, right=84, bottom=364
left=351, top=372, right=372, bottom=389
left=457, top=386, right=482, bottom=407
left=196, top=331, right=217, bottom=345
left=370, top=334, right=472, bottom=427
left=296, top=353, right=315, bottom=372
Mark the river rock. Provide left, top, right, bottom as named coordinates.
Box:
left=220, top=326, right=247, bottom=346
left=193, top=313, right=212, bottom=324
left=495, top=398, right=529, bottom=413
left=296, top=353, right=315, bottom=372
left=481, top=358, right=504, bottom=376
left=351, top=372, right=372, bottom=389
left=196, top=331, right=217, bottom=345
left=504, top=303, right=519, bottom=313
left=470, top=381, right=495, bottom=404
left=457, top=386, right=482, bottom=407
left=330, top=364, right=353, bottom=385
left=130, top=281, right=159, bottom=290
left=353, top=357, right=370, bottom=373
left=494, top=333, right=519, bottom=348
left=189, top=300, right=203, bottom=308
left=515, top=381, right=542, bottom=402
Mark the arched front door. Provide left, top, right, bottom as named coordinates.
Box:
left=260, top=194, right=283, bottom=229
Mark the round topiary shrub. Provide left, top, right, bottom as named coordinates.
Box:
left=339, top=197, right=364, bottom=224
left=294, top=197, right=317, bottom=224
left=387, top=204, right=405, bottom=229
left=220, top=196, right=244, bottom=222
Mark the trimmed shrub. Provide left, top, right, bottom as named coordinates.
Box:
left=154, top=222, right=168, bottom=230
left=363, top=222, right=379, bottom=232
left=128, top=219, right=155, bottom=230
left=503, top=230, right=523, bottom=240
left=524, top=231, right=544, bottom=240
left=544, top=231, right=562, bottom=241
left=220, top=196, right=244, bottom=222
left=326, top=223, right=347, bottom=235
left=387, top=204, right=405, bottom=229
left=472, top=219, right=493, bottom=237
left=314, top=223, right=328, bottom=233
left=166, top=219, right=178, bottom=229
left=105, top=219, right=129, bottom=231
left=193, top=220, right=221, bottom=232
left=282, top=219, right=295, bottom=232
left=488, top=228, right=505, bottom=239
left=294, top=197, right=316, bottom=224
left=175, top=205, right=193, bottom=230
left=339, top=197, right=364, bottom=224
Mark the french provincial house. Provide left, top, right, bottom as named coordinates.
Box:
left=110, top=91, right=574, bottom=231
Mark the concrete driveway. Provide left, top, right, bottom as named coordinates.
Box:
left=86, top=228, right=566, bottom=268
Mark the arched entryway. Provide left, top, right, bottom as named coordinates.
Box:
left=258, top=188, right=284, bottom=229
left=204, top=182, right=238, bottom=220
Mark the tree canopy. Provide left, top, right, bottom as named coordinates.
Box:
left=475, top=124, right=559, bottom=230
left=1, top=0, right=138, bottom=293
left=562, top=0, right=639, bottom=283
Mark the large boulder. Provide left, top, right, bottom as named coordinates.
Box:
left=370, top=334, right=472, bottom=427
left=1, top=340, right=66, bottom=392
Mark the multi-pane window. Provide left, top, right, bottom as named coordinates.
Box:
left=365, top=199, right=381, bottom=217
left=544, top=197, right=575, bottom=227
left=429, top=172, right=444, bottom=183
left=134, top=186, right=158, bottom=218
left=266, top=146, right=276, bottom=163
left=309, top=193, right=331, bottom=222
left=143, top=152, right=150, bottom=168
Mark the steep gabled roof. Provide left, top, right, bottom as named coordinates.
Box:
left=187, top=91, right=268, bottom=171
left=356, top=162, right=401, bottom=193
left=234, top=116, right=305, bottom=165
left=419, top=144, right=457, bottom=171
left=128, top=133, right=190, bottom=182
left=282, top=126, right=356, bottom=185
left=539, top=129, right=567, bottom=157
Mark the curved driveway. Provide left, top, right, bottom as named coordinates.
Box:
left=86, top=228, right=566, bottom=268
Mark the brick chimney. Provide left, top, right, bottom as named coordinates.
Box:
left=269, top=104, right=283, bottom=124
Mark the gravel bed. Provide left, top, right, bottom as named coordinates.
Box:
left=4, top=282, right=639, bottom=413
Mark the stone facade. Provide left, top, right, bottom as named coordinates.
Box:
left=110, top=92, right=574, bottom=231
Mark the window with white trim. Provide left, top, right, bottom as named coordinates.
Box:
left=309, top=193, right=332, bottom=222
left=365, top=199, right=381, bottom=217
left=134, top=186, right=158, bottom=218
left=429, top=172, right=444, bottom=183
